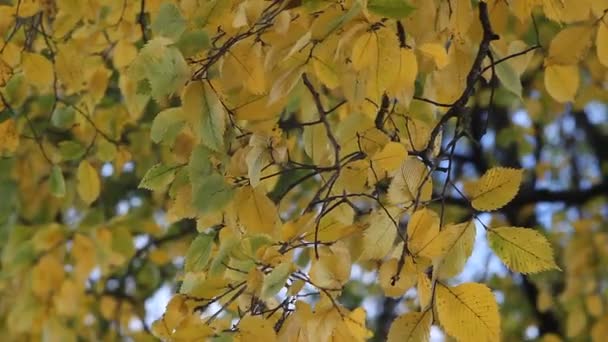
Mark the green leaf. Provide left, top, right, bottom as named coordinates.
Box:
left=192, top=173, right=234, bottom=214
left=176, top=30, right=210, bottom=57
left=188, top=145, right=213, bottom=181
left=209, top=237, right=238, bottom=276
left=495, top=55, right=523, bottom=99
left=51, top=106, right=75, bottom=129
left=185, top=233, right=215, bottom=272
left=49, top=165, right=66, bottom=198
left=367, top=0, right=416, bottom=19
left=139, top=163, right=178, bottom=192
left=151, top=3, right=186, bottom=41
left=261, top=262, right=292, bottom=299
left=133, top=39, right=190, bottom=102
left=199, top=84, right=226, bottom=152
left=150, top=107, right=185, bottom=145
left=58, top=141, right=85, bottom=161
left=112, top=226, right=135, bottom=259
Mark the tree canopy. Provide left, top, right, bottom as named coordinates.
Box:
left=0, top=0, right=607, bottom=341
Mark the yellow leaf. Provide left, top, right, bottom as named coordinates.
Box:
left=596, top=22, right=608, bottom=67
left=31, top=254, right=65, bottom=299
left=379, top=257, right=416, bottom=297
left=586, top=294, right=603, bottom=317
left=342, top=307, right=373, bottom=341
left=0, top=57, right=11, bottom=86
left=351, top=31, right=378, bottom=71
left=172, top=314, right=215, bottom=341
left=112, top=39, right=138, bottom=69
left=388, top=157, right=432, bottom=208
left=387, top=310, right=432, bottom=342
left=487, top=227, right=560, bottom=273
left=372, top=142, right=408, bottom=175
left=592, top=315, right=608, bottom=342
left=235, top=186, right=280, bottom=237
left=547, top=25, right=593, bottom=65
left=435, top=282, right=501, bottom=342
left=359, top=207, right=400, bottom=261
left=163, top=294, right=189, bottom=332
left=544, top=63, right=579, bottom=103
left=567, top=303, right=587, bottom=338
left=419, top=220, right=476, bottom=278
left=268, top=66, right=304, bottom=105
left=310, top=242, right=351, bottom=289
left=417, top=273, right=432, bottom=309
left=77, top=160, right=101, bottom=205
left=407, top=208, right=440, bottom=256
left=22, top=52, right=54, bottom=89
left=0, top=118, right=19, bottom=155
left=236, top=316, right=277, bottom=342
left=418, top=42, right=449, bottom=69
left=387, top=48, right=418, bottom=103
left=469, top=167, right=523, bottom=211
left=537, top=289, right=553, bottom=312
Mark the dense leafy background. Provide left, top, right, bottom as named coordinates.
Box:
left=0, top=0, right=607, bottom=341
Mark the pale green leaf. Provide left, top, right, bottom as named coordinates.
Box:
left=368, top=0, right=416, bottom=19
left=151, top=3, right=186, bottom=41
left=185, top=233, right=215, bottom=272
left=139, top=163, right=178, bottom=192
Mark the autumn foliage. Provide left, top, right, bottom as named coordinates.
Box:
left=0, top=0, right=607, bottom=341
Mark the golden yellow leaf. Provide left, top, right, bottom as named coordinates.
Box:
left=236, top=316, right=277, bottom=342
left=592, top=315, right=608, bottom=342
left=586, top=294, right=603, bottom=317
left=310, top=242, right=351, bottom=289
left=77, top=160, right=101, bottom=205
left=387, top=309, right=432, bottom=342
left=351, top=31, right=378, bottom=71
left=359, top=207, right=400, bottom=261
left=470, top=167, right=523, bottom=211
left=0, top=57, right=11, bottom=86
left=487, top=227, right=560, bottom=273
left=234, top=186, right=280, bottom=237
left=544, top=63, right=579, bottom=103
left=435, top=282, right=501, bottom=342
left=537, top=289, right=553, bottom=312
left=372, top=142, right=408, bottom=174
left=567, top=303, right=587, bottom=338
left=22, top=52, right=54, bottom=89
left=597, top=22, right=608, bottom=67
left=417, top=272, right=432, bottom=309
left=407, top=208, right=440, bottom=256
left=31, top=254, right=65, bottom=299
left=419, top=220, right=476, bottom=278
left=387, top=47, right=418, bottom=103
left=418, top=42, right=449, bottom=69
left=0, top=118, right=19, bottom=155
left=112, top=39, right=138, bottom=69
left=547, top=25, right=593, bottom=65
left=379, top=257, right=417, bottom=297
left=388, top=157, right=433, bottom=208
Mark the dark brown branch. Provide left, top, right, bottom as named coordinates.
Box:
left=424, top=2, right=500, bottom=153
